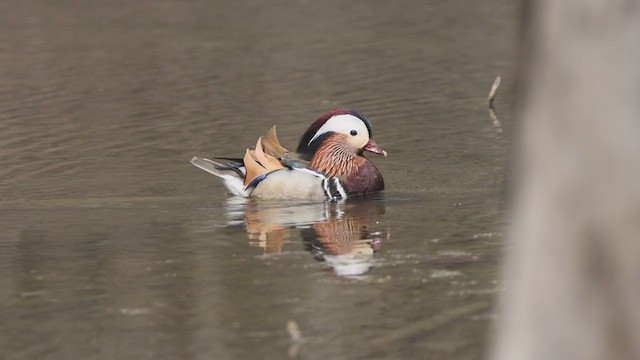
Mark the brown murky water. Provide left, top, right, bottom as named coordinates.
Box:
left=0, top=1, right=517, bottom=359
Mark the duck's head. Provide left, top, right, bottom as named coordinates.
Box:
left=296, top=109, right=387, bottom=160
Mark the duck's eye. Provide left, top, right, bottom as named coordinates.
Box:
left=350, top=130, right=358, bottom=136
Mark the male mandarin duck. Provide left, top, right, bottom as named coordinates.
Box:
left=190, top=109, right=386, bottom=200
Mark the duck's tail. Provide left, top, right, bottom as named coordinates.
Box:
left=190, top=157, right=250, bottom=196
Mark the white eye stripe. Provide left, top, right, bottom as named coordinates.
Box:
left=308, top=114, right=369, bottom=145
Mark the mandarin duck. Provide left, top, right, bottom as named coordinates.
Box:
left=191, top=109, right=386, bottom=200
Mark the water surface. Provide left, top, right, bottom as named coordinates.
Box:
left=0, top=0, right=516, bottom=359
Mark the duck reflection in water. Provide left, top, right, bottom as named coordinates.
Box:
left=224, top=196, right=388, bottom=277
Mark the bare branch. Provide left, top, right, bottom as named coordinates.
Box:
left=487, top=76, right=503, bottom=134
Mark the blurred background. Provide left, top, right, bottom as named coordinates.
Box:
left=0, top=1, right=516, bottom=359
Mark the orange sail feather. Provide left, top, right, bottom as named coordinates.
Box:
left=242, top=127, right=289, bottom=186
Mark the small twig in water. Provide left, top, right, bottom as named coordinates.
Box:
left=287, top=319, right=303, bottom=342
left=487, top=76, right=501, bottom=106
left=487, top=76, right=503, bottom=133
left=286, top=319, right=304, bottom=358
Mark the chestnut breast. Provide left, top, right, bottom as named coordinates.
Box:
left=344, top=158, right=384, bottom=195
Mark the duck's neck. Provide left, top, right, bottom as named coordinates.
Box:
left=311, top=139, right=363, bottom=177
